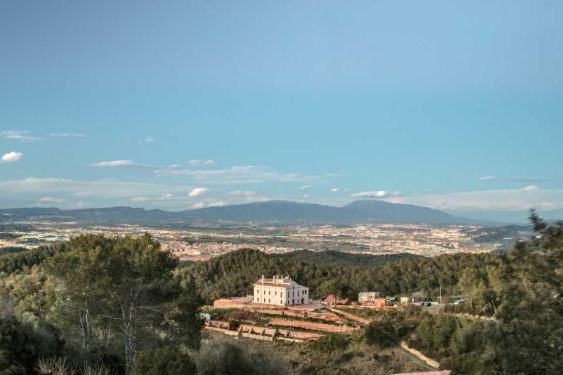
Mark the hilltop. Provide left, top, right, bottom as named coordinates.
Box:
left=0, top=199, right=465, bottom=225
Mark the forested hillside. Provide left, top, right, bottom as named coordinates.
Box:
left=277, top=249, right=419, bottom=266
left=177, top=247, right=498, bottom=309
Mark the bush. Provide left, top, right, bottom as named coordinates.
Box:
left=310, top=333, right=350, bottom=353
left=195, top=342, right=285, bottom=375
left=135, top=346, right=197, bottom=375
left=0, top=316, right=63, bottom=374
left=364, top=320, right=398, bottom=348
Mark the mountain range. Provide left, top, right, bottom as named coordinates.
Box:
left=0, top=200, right=470, bottom=225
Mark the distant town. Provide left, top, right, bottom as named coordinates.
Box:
left=0, top=219, right=528, bottom=260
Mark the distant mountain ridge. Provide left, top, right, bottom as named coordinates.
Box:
left=0, top=200, right=466, bottom=224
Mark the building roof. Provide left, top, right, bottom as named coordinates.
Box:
left=253, top=275, right=307, bottom=289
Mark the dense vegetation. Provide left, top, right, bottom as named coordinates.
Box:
left=178, top=245, right=499, bottom=312
left=0, top=242, right=70, bottom=274
left=0, top=235, right=202, bottom=375
left=277, top=249, right=419, bottom=266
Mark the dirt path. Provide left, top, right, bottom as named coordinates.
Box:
left=329, top=307, right=371, bottom=326
left=399, top=341, right=440, bottom=369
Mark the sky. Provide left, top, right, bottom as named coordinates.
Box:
left=1, top=0, right=563, bottom=222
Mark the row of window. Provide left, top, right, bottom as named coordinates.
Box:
left=253, top=297, right=306, bottom=305
left=255, top=288, right=308, bottom=297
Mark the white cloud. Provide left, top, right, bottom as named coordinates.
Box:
left=1, top=130, right=42, bottom=142
left=50, top=132, right=87, bottom=138
left=330, top=188, right=339, bottom=192
left=130, top=192, right=174, bottom=204
left=479, top=175, right=497, bottom=181
left=157, top=165, right=318, bottom=184
left=351, top=190, right=387, bottom=198
left=192, top=200, right=225, bottom=209
left=88, top=160, right=151, bottom=168
left=384, top=187, right=563, bottom=211
left=303, top=194, right=310, bottom=198
left=0, top=176, right=283, bottom=210
left=206, top=200, right=225, bottom=207
left=521, top=184, right=539, bottom=193
left=0, top=178, right=184, bottom=200
left=90, top=160, right=134, bottom=168
left=227, top=190, right=270, bottom=202
left=142, top=136, right=156, bottom=143
left=300, top=185, right=313, bottom=190
left=38, top=196, right=65, bottom=204
left=188, top=159, right=215, bottom=167
left=130, top=196, right=149, bottom=203
left=188, top=187, right=208, bottom=198
left=1, top=151, right=23, bottom=163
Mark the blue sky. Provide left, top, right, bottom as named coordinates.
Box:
left=1, top=1, right=562, bottom=222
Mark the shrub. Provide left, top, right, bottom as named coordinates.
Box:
left=310, top=333, right=350, bottom=353
left=135, top=346, right=197, bottom=375
left=364, top=320, right=398, bottom=348
left=195, top=342, right=285, bottom=375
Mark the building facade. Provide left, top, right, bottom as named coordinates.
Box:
left=253, top=275, right=309, bottom=306
left=358, top=291, right=380, bottom=304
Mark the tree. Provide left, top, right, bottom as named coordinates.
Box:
left=44, top=234, right=202, bottom=375
left=364, top=320, right=398, bottom=348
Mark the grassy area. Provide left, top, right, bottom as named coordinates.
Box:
left=204, top=330, right=436, bottom=374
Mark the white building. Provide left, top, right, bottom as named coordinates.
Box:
left=358, top=291, right=380, bottom=304
left=253, top=275, right=309, bottom=306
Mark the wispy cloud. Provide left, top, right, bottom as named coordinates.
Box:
left=192, top=200, right=225, bottom=209
left=188, top=159, right=215, bottom=167
left=479, top=175, right=497, bottom=181
left=188, top=187, right=208, bottom=198
left=141, top=136, right=156, bottom=144
left=227, top=190, right=268, bottom=201
left=50, top=132, right=87, bottom=138
left=507, top=176, right=545, bottom=183
left=88, top=160, right=152, bottom=169
left=330, top=188, right=339, bottom=192
left=1, top=151, right=23, bottom=163
left=130, top=193, right=174, bottom=203
left=300, top=185, right=313, bottom=190
left=384, top=186, right=563, bottom=211
left=38, top=196, right=65, bottom=205
left=521, top=184, right=539, bottom=193
left=0, top=178, right=193, bottom=209
left=479, top=175, right=545, bottom=183
left=2, top=130, right=42, bottom=142
left=157, top=165, right=318, bottom=184
left=351, top=190, right=387, bottom=198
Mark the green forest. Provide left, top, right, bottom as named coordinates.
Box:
left=1, top=211, right=562, bottom=374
